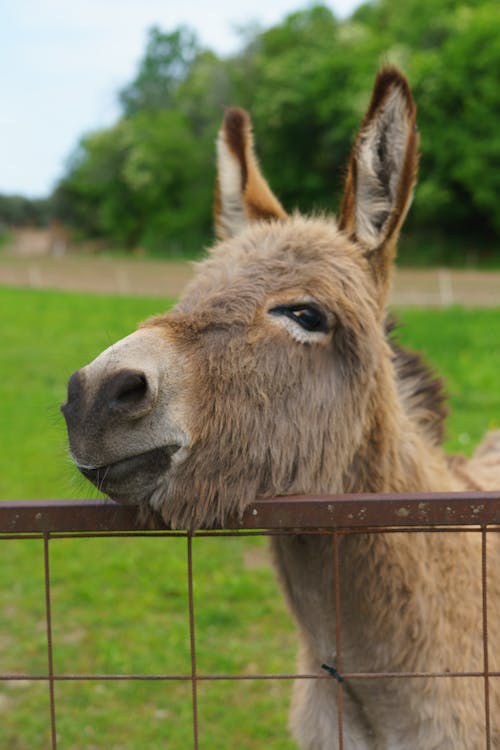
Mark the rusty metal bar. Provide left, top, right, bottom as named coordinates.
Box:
left=482, top=529, right=491, bottom=749
left=333, top=532, right=344, bottom=750
left=1, top=492, right=499, bottom=534
left=43, top=534, right=57, bottom=750
left=1, top=527, right=496, bottom=544
left=187, top=534, right=199, bottom=750
left=0, top=499, right=143, bottom=533
left=2, top=669, right=500, bottom=682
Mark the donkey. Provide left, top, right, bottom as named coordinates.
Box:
left=62, top=68, right=500, bottom=748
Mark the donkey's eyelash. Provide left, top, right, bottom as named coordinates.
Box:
left=268, top=304, right=328, bottom=333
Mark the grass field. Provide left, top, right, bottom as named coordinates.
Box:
left=1, top=286, right=499, bottom=749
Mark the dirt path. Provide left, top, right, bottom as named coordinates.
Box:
left=1, top=254, right=499, bottom=307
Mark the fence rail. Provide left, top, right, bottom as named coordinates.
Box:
left=1, top=491, right=500, bottom=534
left=1, top=492, right=499, bottom=749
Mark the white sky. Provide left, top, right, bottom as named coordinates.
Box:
left=0, top=0, right=362, bottom=197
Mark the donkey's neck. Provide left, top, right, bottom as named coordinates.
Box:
left=271, top=381, right=460, bottom=675
left=343, top=375, right=458, bottom=496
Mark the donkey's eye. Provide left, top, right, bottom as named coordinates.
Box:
left=270, top=304, right=328, bottom=333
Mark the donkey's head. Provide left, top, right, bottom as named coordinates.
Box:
left=62, top=68, right=419, bottom=527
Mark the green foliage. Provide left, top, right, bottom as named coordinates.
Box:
left=55, top=124, right=136, bottom=244
left=120, top=26, right=200, bottom=115
left=56, top=24, right=218, bottom=256
left=229, top=6, right=388, bottom=213
left=0, top=194, right=52, bottom=228
left=408, top=3, right=500, bottom=238
left=54, top=1, right=500, bottom=263
left=56, top=113, right=213, bottom=254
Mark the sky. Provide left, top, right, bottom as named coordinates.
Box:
left=0, top=0, right=362, bottom=197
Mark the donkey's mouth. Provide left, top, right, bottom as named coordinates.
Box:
left=77, top=445, right=179, bottom=500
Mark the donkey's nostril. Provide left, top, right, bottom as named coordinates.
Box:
left=108, top=369, right=150, bottom=415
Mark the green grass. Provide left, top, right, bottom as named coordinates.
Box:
left=0, top=286, right=499, bottom=748
left=0, top=288, right=172, bottom=499
left=395, top=307, right=500, bottom=452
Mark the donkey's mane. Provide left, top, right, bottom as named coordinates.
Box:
left=386, top=317, right=447, bottom=446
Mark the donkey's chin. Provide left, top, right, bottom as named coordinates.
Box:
left=77, top=445, right=179, bottom=504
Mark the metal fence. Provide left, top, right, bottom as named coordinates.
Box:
left=1, top=491, right=499, bottom=749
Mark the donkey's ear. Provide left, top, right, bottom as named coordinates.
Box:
left=338, top=68, right=418, bottom=295
left=215, top=107, right=287, bottom=240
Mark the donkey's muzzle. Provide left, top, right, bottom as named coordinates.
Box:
left=60, top=326, right=189, bottom=503
left=62, top=367, right=157, bottom=425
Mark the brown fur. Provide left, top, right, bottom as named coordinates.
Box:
left=214, top=106, right=286, bottom=240
left=62, top=68, right=500, bottom=749
left=339, top=67, right=419, bottom=309
left=386, top=316, right=448, bottom=446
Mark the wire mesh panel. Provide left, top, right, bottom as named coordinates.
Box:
left=0, top=493, right=499, bottom=749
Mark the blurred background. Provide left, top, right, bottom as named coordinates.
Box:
left=1, top=0, right=499, bottom=265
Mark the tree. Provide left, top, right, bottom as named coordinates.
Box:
left=56, top=111, right=213, bottom=253
left=120, top=26, right=200, bottom=115
left=54, top=3, right=500, bottom=262
left=227, top=6, right=383, bottom=213
left=55, top=123, right=137, bottom=244
left=0, top=194, right=52, bottom=227
left=409, top=3, right=500, bottom=239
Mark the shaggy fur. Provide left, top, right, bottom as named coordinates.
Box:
left=386, top=316, right=448, bottom=446
left=62, top=68, right=500, bottom=749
